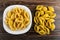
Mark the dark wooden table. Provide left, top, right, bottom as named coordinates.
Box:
left=0, top=0, right=60, bottom=40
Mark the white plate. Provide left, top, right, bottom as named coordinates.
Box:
left=3, top=5, right=32, bottom=35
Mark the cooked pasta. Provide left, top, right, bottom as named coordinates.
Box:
left=5, top=7, right=30, bottom=31
left=34, top=5, right=56, bottom=35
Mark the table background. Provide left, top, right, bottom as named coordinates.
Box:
left=0, top=0, right=60, bottom=40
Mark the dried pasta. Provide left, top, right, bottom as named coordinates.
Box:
left=34, top=5, right=56, bottom=35
left=5, top=7, right=30, bottom=31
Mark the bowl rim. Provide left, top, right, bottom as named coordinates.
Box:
left=3, top=5, right=32, bottom=35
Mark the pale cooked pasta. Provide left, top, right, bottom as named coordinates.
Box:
left=5, top=7, right=30, bottom=31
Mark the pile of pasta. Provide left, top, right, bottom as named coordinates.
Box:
left=34, top=5, right=56, bottom=35
left=5, top=7, right=30, bottom=31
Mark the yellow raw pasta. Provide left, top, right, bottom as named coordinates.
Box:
left=34, top=5, right=56, bottom=35
left=39, top=30, right=46, bottom=35
left=48, top=6, right=54, bottom=12
left=36, top=5, right=43, bottom=10
left=43, top=6, right=47, bottom=11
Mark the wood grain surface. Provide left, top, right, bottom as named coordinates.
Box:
left=0, top=0, right=60, bottom=40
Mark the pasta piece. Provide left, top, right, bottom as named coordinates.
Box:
left=45, top=11, right=53, bottom=16
left=40, top=11, right=44, bottom=16
left=11, top=14, right=15, bottom=20
left=34, top=17, right=39, bottom=24
left=50, top=13, right=56, bottom=18
left=39, top=30, right=46, bottom=35
left=43, top=14, right=49, bottom=18
left=39, top=25, right=45, bottom=30
left=24, top=11, right=29, bottom=18
left=8, top=20, right=15, bottom=30
left=48, top=6, right=54, bottom=12
left=36, top=5, right=43, bottom=10
left=35, top=11, right=41, bottom=17
left=19, top=23, right=24, bottom=30
left=44, top=27, right=50, bottom=34
left=13, top=22, right=17, bottom=30
left=50, top=23, right=55, bottom=31
left=7, top=11, right=12, bottom=18
left=34, top=26, right=39, bottom=32
left=43, top=6, right=47, bottom=11
left=48, top=19, right=55, bottom=22
left=39, top=19, right=43, bottom=24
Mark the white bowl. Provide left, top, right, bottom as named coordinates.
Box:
left=3, top=5, right=32, bottom=35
